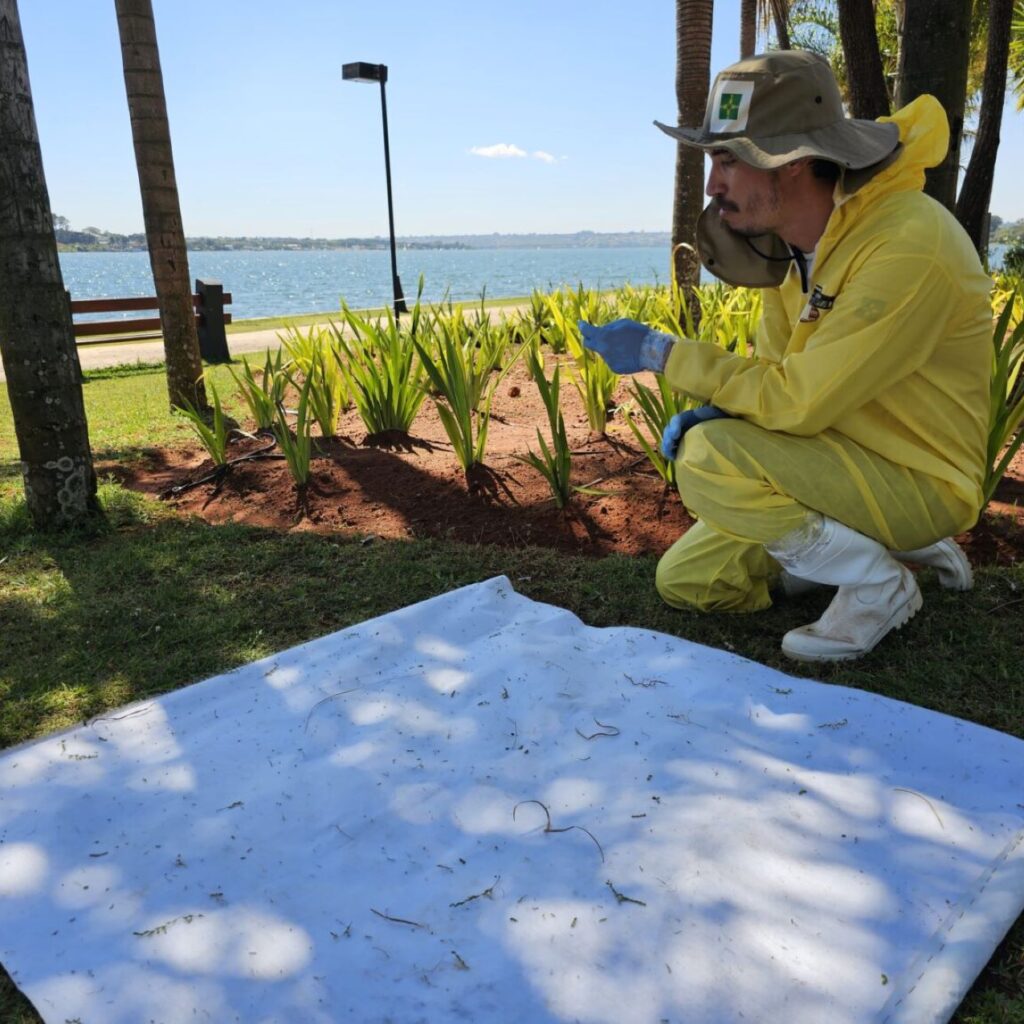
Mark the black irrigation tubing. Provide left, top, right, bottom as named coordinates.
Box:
left=159, top=436, right=281, bottom=499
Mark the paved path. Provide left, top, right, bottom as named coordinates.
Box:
left=0, top=305, right=531, bottom=382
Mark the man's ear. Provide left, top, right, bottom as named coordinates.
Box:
left=783, top=157, right=814, bottom=179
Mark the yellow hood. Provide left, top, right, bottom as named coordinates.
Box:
left=843, top=94, right=949, bottom=202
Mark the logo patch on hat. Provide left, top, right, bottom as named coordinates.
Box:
left=710, top=79, right=754, bottom=133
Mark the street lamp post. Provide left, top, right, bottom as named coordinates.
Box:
left=342, top=61, right=407, bottom=318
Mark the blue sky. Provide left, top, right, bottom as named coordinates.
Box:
left=19, top=1, right=1024, bottom=238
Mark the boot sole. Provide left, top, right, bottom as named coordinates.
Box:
left=781, top=585, right=924, bottom=663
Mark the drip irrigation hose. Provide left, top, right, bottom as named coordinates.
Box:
left=160, top=436, right=281, bottom=499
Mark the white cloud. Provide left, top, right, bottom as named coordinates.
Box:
left=470, top=143, right=527, bottom=159
left=532, top=150, right=557, bottom=164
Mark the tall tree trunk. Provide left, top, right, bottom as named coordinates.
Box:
left=741, top=0, right=757, bottom=57
left=956, top=0, right=1013, bottom=256
left=671, top=0, right=713, bottom=303
left=0, top=0, right=99, bottom=529
left=114, top=0, right=207, bottom=413
left=837, top=0, right=891, bottom=118
left=896, top=0, right=972, bottom=210
left=769, top=0, right=791, bottom=49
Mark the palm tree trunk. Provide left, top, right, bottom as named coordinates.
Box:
left=672, top=0, right=714, bottom=305
left=896, top=0, right=972, bottom=210
left=741, top=0, right=757, bottom=57
left=837, top=0, right=891, bottom=118
left=0, top=0, right=99, bottom=529
left=114, top=0, right=207, bottom=413
left=956, top=0, right=1013, bottom=256
left=769, top=0, right=791, bottom=49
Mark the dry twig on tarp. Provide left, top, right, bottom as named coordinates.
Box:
left=513, top=799, right=605, bottom=863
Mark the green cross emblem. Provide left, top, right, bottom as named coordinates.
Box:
left=719, top=93, right=742, bottom=120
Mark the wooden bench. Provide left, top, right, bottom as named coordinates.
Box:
left=68, top=278, right=233, bottom=362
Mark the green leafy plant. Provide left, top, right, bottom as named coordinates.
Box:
left=984, top=289, right=1024, bottom=503
left=413, top=330, right=493, bottom=476
left=175, top=378, right=232, bottom=467
left=278, top=324, right=351, bottom=437
left=513, top=289, right=555, bottom=350
left=515, top=350, right=574, bottom=508
left=422, top=306, right=496, bottom=412
left=229, top=349, right=287, bottom=433
left=622, top=377, right=692, bottom=486
left=1002, top=237, right=1024, bottom=276
left=413, top=327, right=527, bottom=477
left=332, top=307, right=426, bottom=436
left=551, top=296, right=619, bottom=435
left=279, top=323, right=327, bottom=375
left=305, top=344, right=349, bottom=439
left=273, top=372, right=315, bottom=488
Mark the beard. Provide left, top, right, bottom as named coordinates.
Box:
left=713, top=173, right=782, bottom=237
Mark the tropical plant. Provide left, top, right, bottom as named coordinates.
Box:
left=513, top=289, right=555, bottom=349
left=306, top=345, right=350, bottom=439
left=545, top=294, right=620, bottom=434
left=1003, top=238, right=1024, bottom=275
left=413, top=322, right=528, bottom=477
left=273, top=373, right=315, bottom=488
left=691, top=283, right=762, bottom=356
left=515, top=351, right=574, bottom=508
left=413, top=331, right=494, bottom=477
left=332, top=307, right=426, bottom=436
left=1011, top=0, right=1024, bottom=110
left=175, top=378, right=232, bottom=468
left=539, top=290, right=574, bottom=354
left=279, top=323, right=328, bottom=375
left=984, top=290, right=1024, bottom=502
left=229, top=348, right=287, bottom=432
left=622, top=377, right=692, bottom=487
left=424, top=303, right=506, bottom=411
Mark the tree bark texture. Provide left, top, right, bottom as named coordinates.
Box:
left=741, top=0, right=757, bottom=58
left=768, top=0, right=791, bottom=49
left=672, top=0, right=713, bottom=301
left=114, top=0, right=207, bottom=412
left=0, top=0, right=99, bottom=529
left=896, top=0, right=972, bottom=210
left=955, top=0, right=1013, bottom=255
left=837, top=0, right=891, bottom=118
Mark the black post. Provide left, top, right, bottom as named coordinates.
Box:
left=377, top=70, right=407, bottom=318
left=195, top=278, right=231, bottom=363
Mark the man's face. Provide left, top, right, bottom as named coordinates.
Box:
left=705, top=149, right=782, bottom=237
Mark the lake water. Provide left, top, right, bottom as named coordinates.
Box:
left=59, top=242, right=1010, bottom=324
left=58, top=248, right=676, bottom=323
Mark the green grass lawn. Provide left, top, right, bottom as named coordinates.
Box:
left=1, top=363, right=1022, bottom=1023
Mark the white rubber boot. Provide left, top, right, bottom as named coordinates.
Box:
left=767, top=515, right=922, bottom=662
left=890, top=538, right=973, bottom=591
left=777, top=537, right=972, bottom=597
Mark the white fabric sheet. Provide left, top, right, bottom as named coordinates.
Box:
left=1, top=576, right=1022, bottom=1024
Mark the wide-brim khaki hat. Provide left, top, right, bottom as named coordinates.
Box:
left=655, top=49, right=899, bottom=171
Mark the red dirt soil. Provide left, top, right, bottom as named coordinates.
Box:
left=108, top=358, right=1024, bottom=568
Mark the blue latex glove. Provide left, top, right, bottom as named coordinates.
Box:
left=577, top=319, right=675, bottom=374
left=660, top=405, right=731, bottom=459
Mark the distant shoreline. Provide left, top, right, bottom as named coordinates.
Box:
left=56, top=230, right=673, bottom=254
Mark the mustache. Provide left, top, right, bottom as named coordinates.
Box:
left=712, top=197, right=740, bottom=213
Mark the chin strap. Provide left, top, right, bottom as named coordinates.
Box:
left=743, top=237, right=810, bottom=293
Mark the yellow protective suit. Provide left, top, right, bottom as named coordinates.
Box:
left=656, top=95, right=993, bottom=612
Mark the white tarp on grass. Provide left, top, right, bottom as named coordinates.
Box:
left=1, top=576, right=1023, bottom=1024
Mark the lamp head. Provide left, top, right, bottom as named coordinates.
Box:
left=342, top=62, right=387, bottom=84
